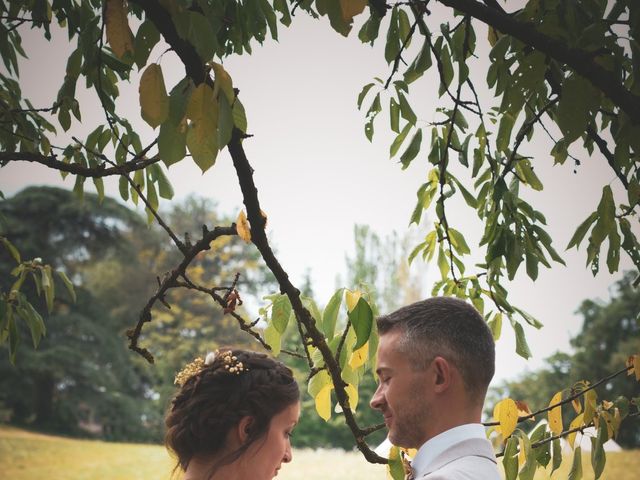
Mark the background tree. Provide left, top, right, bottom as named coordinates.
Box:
left=1, top=1, right=639, bottom=479
left=0, top=187, right=276, bottom=442
left=494, top=271, right=640, bottom=448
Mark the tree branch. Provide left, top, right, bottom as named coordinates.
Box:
left=227, top=129, right=387, bottom=463
left=126, top=224, right=238, bottom=361
left=433, top=0, right=640, bottom=124
left=0, top=151, right=162, bottom=177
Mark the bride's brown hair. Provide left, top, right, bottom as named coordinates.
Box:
left=165, top=349, right=299, bottom=476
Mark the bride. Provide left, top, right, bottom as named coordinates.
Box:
left=165, top=348, right=300, bottom=479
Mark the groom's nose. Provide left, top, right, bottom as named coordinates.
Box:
left=370, top=384, right=384, bottom=411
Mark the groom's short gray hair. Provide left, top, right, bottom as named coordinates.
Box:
left=376, top=296, right=495, bottom=401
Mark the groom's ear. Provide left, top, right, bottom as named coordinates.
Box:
left=237, top=416, right=254, bottom=443
left=432, top=356, right=452, bottom=393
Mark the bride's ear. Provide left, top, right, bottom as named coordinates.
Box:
left=237, top=416, right=254, bottom=443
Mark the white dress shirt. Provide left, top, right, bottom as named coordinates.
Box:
left=411, top=423, right=488, bottom=477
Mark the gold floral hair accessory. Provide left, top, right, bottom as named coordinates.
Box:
left=220, top=350, right=248, bottom=375
left=174, top=350, right=249, bottom=386
left=174, top=357, right=205, bottom=386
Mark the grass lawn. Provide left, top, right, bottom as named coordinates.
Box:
left=1, top=426, right=638, bottom=479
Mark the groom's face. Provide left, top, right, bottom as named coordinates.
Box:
left=370, top=329, right=432, bottom=448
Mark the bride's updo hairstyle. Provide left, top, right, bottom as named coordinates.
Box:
left=165, top=349, right=299, bottom=473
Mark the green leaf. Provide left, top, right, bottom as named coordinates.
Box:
left=19, top=301, right=46, bottom=348
left=308, top=369, right=331, bottom=398
left=174, top=11, right=217, bottom=62
left=389, top=97, right=400, bottom=133
left=518, top=432, right=536, bottom=480
left=357, top=82, right=375, bottom=109
left=93, top=176, right=105, bottom=204
left=557, top=74, right=600, bottom=145
left=497, top=112, right=516, bottom=152
left=404, top=39, right=432, bottom=84
left=271, top=294, right=292, bottom=334
left=488, top=312, right=502, bottom=341
left=390, top=123, right=413, bottom=158
left=264, top=322, right=281, bottom=356
left=400, top=128, right=422, bottom=169
left=567, top=212, right=598, bottom=250
left=134, top=20, right=160, bottom=69
left=606, top=225, right=621, bottom=273
left=398, top=92, right=417, bottom=125
left=387, top=446, right=406, bottom=480
left=397, top=8, right=411, bottom=46
left=515, top=159, right=543, bottom=191
left=450, top=176, right=477, bottom=208
left=232, top=98, right=248, bottom=133
left=502, top=436, right=518, bottom=480
left=186, top=83, right=219, bottom=172
left=512, top=320, right=531, bottom=359
left=348, top=297, right=373, bottom=350
left=1, top=237, right=21, bottom=263
left=551, top=438, right=563, bottom=475
left=448, top=227, right=470, bottom=255
left=259, top=0, right=278, bottom=40
left=159, top=80, right=192, bottom=167
left=437, top=246, right=450, bottom=279
left=322, top=288, right=344, bottom=338
left=358, top=13, right=381, bottom=45
left=41, top=265, right=55, bottom=313
left=274, top=0, right=292, bottom=26
left=439, top=45, right=454, bottom=96
left=118, top=176, right=130, bottom=201
left=324, top=0, right=350, bottom=37
left=568, top=446, right=583, bottom=480
left=154, top=165, right=174, bottom=200
left=56, top=270, right=76, bottom=303
left=590, top=436, right=606, bottom=479
left=384, top=8, right=400, bottom=64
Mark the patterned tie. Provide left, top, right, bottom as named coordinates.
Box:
left=402, top=451, right=415, bottom=480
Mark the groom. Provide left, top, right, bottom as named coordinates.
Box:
left=370, top=297, right=501, bottom=479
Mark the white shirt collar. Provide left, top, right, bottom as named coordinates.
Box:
left=411, top=423, right=487, bottom=477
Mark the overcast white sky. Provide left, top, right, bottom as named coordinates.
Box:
left=1, top=8, right=635, bottom=384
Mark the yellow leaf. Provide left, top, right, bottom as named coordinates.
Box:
left=211, top=62, right=234, bottom=102
left=349, top=341, right=368, bottom=370
left=139, top=64, right=169, bottom=129
left=186, top=83, right=218, bottom=172
left=567, top=413, right=584, bottom=449
left=635, top=355, right=640, bottom=382
left=345, top=289, right=361, bottom=312
left=315, top=384, right=332, bottom=421
left=345, top=383, right=359, bottom=411
left=493, top=398, right=518, bottom=439
left=105, top=0, right=134, bottom=59
left=548, top=391, right=563, bottom=435
left=236, top=210, right=251, bottom=243
left=572, top=397, right=582, bottom=415
left=403, top=448, right=418, bottom=458
left=340, top=0, right=367, bottom=22
left=602, top=400, right=614, bottom=410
